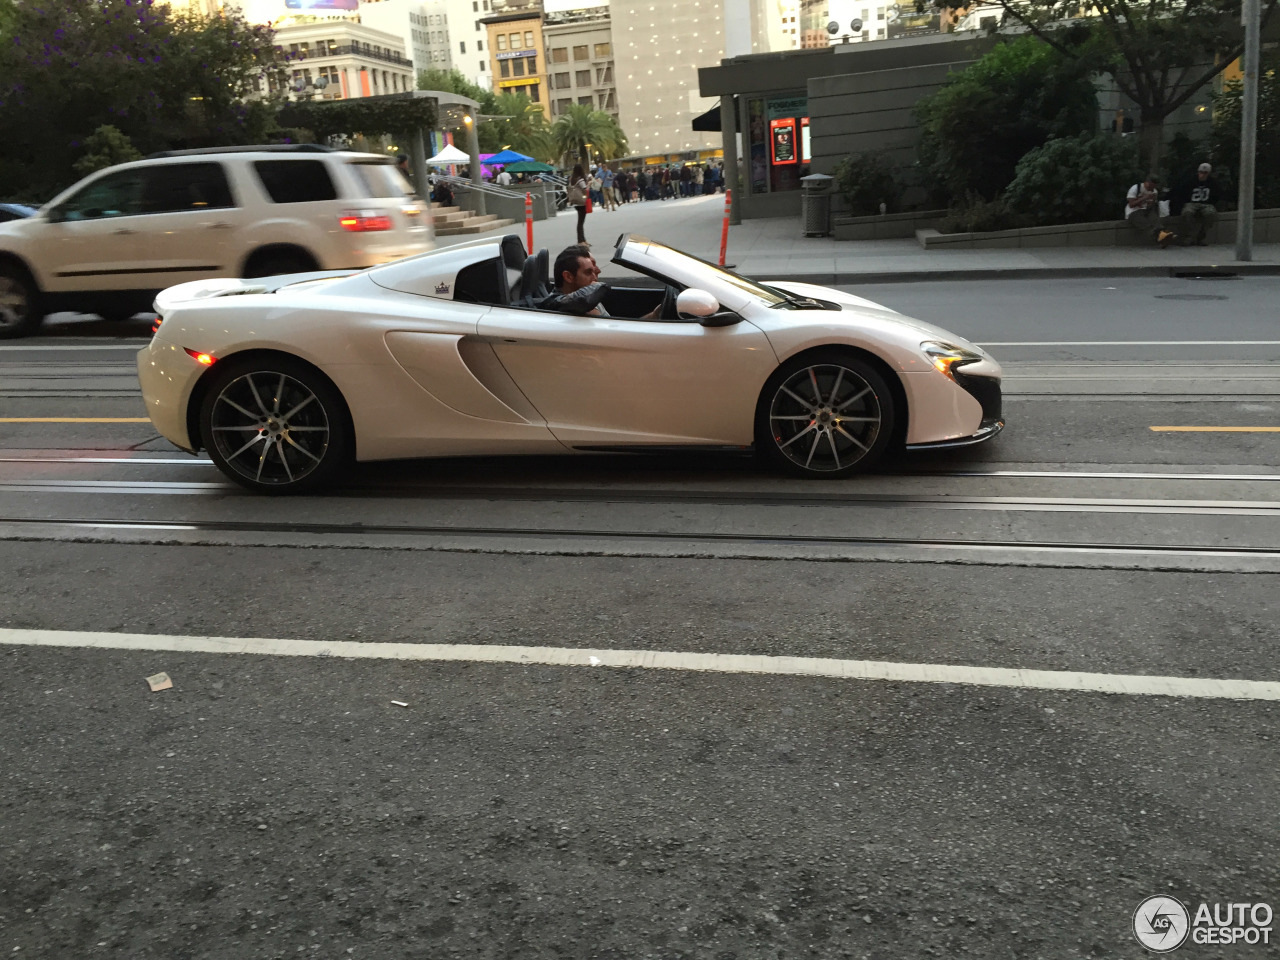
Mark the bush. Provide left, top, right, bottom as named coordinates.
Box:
left=1211, top=54, right=1280, bottom=210
left=1003, top=132, right=1139, bottom=226
left=832, top=153, right=902, bottom=216
left=938, top=196, right=1024, bottom=234
left=71, top=125, right=143, bottom=178
left=915, top=36, right=1099, bottom=204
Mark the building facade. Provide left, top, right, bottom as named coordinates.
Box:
left=542, top=7, right=618, bottom=120
left=268, top=19, right=416, bottom=99
left=482, top=10, right=550, bottom=113
left=610, top=0, right=724, bottom=155
left=440, top=0, right=497, bottom=89
left=357, top=0, right=453, bottom=78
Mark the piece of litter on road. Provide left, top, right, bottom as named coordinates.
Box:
left=146, top=672, right=173, bottom=692
left=588, top=656, right=602, bottom=666
left=391, top=700, right=409, bottom=708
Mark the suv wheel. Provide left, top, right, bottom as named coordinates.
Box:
left=0, top=264, right=44, bottom=339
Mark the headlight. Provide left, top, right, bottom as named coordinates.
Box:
left=921, top=341, right=984, bottom=377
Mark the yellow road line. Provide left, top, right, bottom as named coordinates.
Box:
left=1151, top=426, right=1280, bottom=433
left=0, top=418, right=151, bottom=423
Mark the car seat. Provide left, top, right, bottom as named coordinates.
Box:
left=518, top=248, right=550, bottom=303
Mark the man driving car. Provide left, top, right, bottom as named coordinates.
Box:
left=548, top=244, right=663, bottom=319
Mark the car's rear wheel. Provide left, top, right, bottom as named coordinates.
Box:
left=755, top=351, right=895, bottom=478
left=200, top=356, right=352, bottom=494
left=0, top=264, right=44, bottom=339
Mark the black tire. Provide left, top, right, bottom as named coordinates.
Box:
left=199, top=355, right=353, bottom=494
left=0, top=263, right=44, bottom=339
left=244, top=250, right=317, bottom=279
left=755, top=351, right=896, bottom=478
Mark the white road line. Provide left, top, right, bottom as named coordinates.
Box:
left=978, top=341, right=1280, bottom=347
left=0, top=343, right=146, bottom=351
left=0, top=627, right=1275, bottom=702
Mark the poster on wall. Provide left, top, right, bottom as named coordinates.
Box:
left=748, top=98, right=768, bottom=194
left=770, top=118, right=797, bottom=165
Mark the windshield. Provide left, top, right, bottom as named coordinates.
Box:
left=621, top=238, right=789, bottom=307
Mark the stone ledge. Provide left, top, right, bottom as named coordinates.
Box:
left=835, top=209, right=946, bottom=241
left=917, top=208, right=1280, bottom=249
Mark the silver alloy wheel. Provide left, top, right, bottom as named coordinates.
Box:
left=208, top=371, right=331, bottom=486
left=0, top=274, right=30, bottom=329
left=767, top=362, right=882, bottom=473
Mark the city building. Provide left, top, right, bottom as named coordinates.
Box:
left=358, top=0, right=453, bottom=78
left=542, top=5, right=617, bottom=120
left=482, top=9, right=550, bottom=113
left=266, top=18, right=416, bottom=99
left=439, top=0, right=497, bottom=89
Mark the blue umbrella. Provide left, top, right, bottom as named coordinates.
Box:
left=486, top=148, right=534, bottom=165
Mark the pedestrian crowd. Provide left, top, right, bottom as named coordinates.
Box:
left=1124, top=161, right=1223, bottom=248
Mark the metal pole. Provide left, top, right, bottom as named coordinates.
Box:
left=465, top=116, right=485, bottom=217
left=1235, top=0, right=1260, bottom=261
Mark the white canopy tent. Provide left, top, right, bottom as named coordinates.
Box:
left=426, top=144, right=471, bottom=165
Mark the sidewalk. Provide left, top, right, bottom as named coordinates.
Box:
left=435, top=192, right=1280, bottom=284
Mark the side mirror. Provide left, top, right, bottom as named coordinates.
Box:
left=676, top=288, right=719, bottom=318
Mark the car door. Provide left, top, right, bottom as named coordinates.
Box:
left=139, top=162, right=240, bottom=279
left=476, top=305, right=778, bottom=446
left=29, top=167, right=150, bottom=294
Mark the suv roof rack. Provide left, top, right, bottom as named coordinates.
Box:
left=145, top=144, right=337, bottom=159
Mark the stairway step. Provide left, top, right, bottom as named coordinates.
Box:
left=435, top=218, right=515, bottom=236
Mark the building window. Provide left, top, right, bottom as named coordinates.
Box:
left=497, top=33, right=507, bottom=50
left=479, top=59, right=486, bottom=70
left=554, top=71, right=569, bottom=88
left=596, top=65, right=612, bottom=83
left=512, top=57, right=524, bottom=76
left=528, top=82, right=539, bottom=102
left=527, top=54, right=537, bottom=73
left=876, top=6, right=884, bottom=17
left=578, top=95, right=592, bottom=105
left=552, top=46, right=568, bottom=62
left=500, top=59, right=510, bottom=77
left=575, top=69, right=590, bottom=86
left=524, top=30, right=534, bottom=48
left=556, top=97, right=572, bottom=113
left=509, top=32, right=521, bottom=49
left=573, top=44, right=588, bottom=60
left=477, top=39, right=483, bottom=50
left=604, top=89, right=615, bottom=109
left=460, top=41, right=466, bottom=53
left=472, top=0, right=477, bottom=9
left=593, top=41, right=611, bottom=57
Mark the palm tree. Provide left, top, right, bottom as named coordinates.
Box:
left=489, top=92, right=557, bottom=162
left=551, top=103, right=628, bottom=169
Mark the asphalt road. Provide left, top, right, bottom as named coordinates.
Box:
left=2, top=276, right=1279, bottom=959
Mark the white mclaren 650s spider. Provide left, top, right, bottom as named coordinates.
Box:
left=138, top=233, right=1003, bottom=494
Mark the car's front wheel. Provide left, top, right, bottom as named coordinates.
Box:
left=755, top=351, right=895, bottom=478
left=0, top=264, right=44, bottom=339
left=199, top=356, right=353, bottom=494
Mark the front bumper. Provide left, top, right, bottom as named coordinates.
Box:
left=905, top=416, right=1004, bottom=450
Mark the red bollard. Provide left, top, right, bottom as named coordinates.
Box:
left=718, top=188, right=732, bottom=266
left=525, top=192, right=534, bottom=252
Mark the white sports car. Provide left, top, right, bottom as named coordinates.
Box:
left=137, top=233, right=1003, bottom=493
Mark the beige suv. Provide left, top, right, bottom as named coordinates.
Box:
left=0, top=145, right=432, bottom=338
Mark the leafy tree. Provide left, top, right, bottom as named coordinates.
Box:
left=71, top=125, right=143, bottom=178
left=942, top=0, right=1280, bottom=171
left=915, top=36, right=1099, bottom=203
left=1211, top=52, right=1280, bottom=207
left=0, top=0, right=287, bottom=198
left=1003, top=131, right=1139, bottom=224
left=551, top=103, right=628, bottom=169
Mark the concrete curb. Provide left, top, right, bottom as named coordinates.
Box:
left=769, top=263, right=1280, bottom=286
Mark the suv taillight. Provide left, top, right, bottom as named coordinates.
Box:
left=339, top=209, right=394, bottom=232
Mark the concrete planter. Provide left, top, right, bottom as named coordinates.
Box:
left=834, top=208, right=947, bottom=241
left=917, top=208, right=1280, bottom=249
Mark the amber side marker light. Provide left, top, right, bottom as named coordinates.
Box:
left=183, top=348, right=215, bottom=365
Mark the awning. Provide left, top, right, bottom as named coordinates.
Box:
left=692, top=102, right=722, bottom=132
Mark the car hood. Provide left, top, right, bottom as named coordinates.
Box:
left=152, top=271, right=358, bottom=314
left=766, top=280, right=989, bottom=354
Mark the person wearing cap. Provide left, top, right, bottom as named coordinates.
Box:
left=1125, top=173, right=1175, bottom=247
left=1170, top=162, right=1222, bottom=245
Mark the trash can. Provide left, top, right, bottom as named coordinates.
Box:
left=800, top=173, right=835, bottom=238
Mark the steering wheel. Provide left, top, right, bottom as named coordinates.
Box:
left=658, top=285, right=679, bottom=320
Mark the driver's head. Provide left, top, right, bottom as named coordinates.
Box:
left=554, top=244, right=599, bottom=293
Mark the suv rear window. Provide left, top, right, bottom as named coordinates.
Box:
left=348, top=162, right=413, bottom=199
left=253, top=160, right=338, bottom=203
